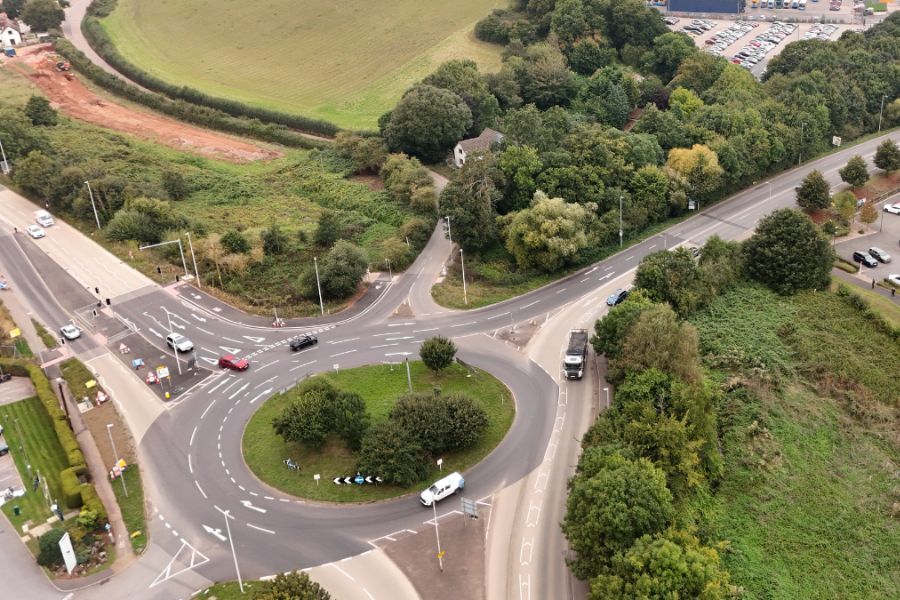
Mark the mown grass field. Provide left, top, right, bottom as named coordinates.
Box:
left=242, top=361, right=514, bottom=502
left=691, top=284, right=900, bottom=598
left=102, top=0, right=504, bottom=130
left=0, top=396, right=68, bottom=532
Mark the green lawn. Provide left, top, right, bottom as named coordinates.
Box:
left=102, top=0, right=504, bottom=130
left=0, top=397, right=68, bottom=532
left=242, top=361, right=514, bottom=502
left=112, top=465, right=146, bottom=553
left=691, top=284, right=900, bottom=598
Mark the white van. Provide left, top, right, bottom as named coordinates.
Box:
left=420, top=472, right=464, bottom=506
left=35, top=209, right=54, bottom=227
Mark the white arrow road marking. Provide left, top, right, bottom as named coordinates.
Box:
left=241, top=500, right=267, bottom=513
left=191, top=314, right=207, bottom=323
left=148, top=328, right=163, bottom=339
left=191, top=293, right=202, bottom=299
left=243, top=335, right=265, bottom=343
left=202, top=525, right=226, bottom=542
left=249, top=388, right=273, bottom=405
left=219, top=346, right=241, bottom=354
left=597, top=273, right=612, bottom=281
left=385, top=336, right=413, bottom=341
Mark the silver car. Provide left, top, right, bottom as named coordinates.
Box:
left=166, top=332, right=194, bottom=353
left=868, top=247, right=892, bottom=264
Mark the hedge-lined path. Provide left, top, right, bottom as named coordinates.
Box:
left=8, top=45, right=281, bottom=163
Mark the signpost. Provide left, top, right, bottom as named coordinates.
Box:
left=59, top=532, right=77, bottom=574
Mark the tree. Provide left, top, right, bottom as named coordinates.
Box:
left=668, top=87, right=704, bottom=120
left=497, top=144, right=542, bottom=213
left=634, top=248, right=706, bottom=316
left=838, top=155, right=869, bottom=189
left=617, top=304, right=701, bottom=384
left=333, top=391, right=370, bottom=451
left=439, top=155, right=503, bottom=251
left=665, top=144, right=723, bottom=198
left=37, top=528, right=66, bottom=567
left=419, top=336, right=457, bottom=372
left=2, top=0, right=27, bottom=19
left=272, top=387, right=334, bottom=450
left=502, top=192, right=596, bottom=272
left=591, top=291, right=655, bottom=359
left=859, top=201, right=878, bottom=229
left=562, top=454, right=674, bottom=580
left=390, top=392, right=488, bottom=454
left=261, top=222, right=288, bottom=255
left=423, top=59, right=500, bottom=134
left=832, top=191, right=858, bottom=224
left=0, top=106, right=49, bottom=161
left=254, top=571, right=331, bottom=600
left=874, top=139, right=900, bottom=174
left=12, top=149, right=55, bottom=198
left=220, top=230, right=251, bottom=254
left=795, top=170, right=830, bottom=212
left=334, top=132, right=388, bottom=174
left=24, top=95, right=57, bottom=126
left=518, top=43, right=577, bottom=109
left=743, top=208, right=833, bottom=295
left=628, top=165, right=668, bottom=223
left=642, top=32, right=696, bottom=83
left=162, top=170, right=189, bottom=200
left=380, top=154, right=435, bottom=208
left=356, top=422, right=429, bottom=486
left=315, top=209, right=342, bottom=248
left=382, top=85, right=472, bottom=162
left=315, top=240, right=368, bottom=299
left=590, top=529, right=732, bottom=600
left=21, top=0, right=65, bottom=31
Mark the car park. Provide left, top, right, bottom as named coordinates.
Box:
left=289, top=334, right=318, bottom=351
left=165, top=332, right=194, bottom=353
left=26, top=225, right=45, bottom=239
left=868, top=247, right=891, bottom=263
left=218, top=354, right=249, bottom=371
left=606, top=288, right=629, bottom=307
left=420, top=472, right=464, bottom=506
left=852, top=251, right=878, bottom=268
left=883, top=203, right=900, bottom=215
left=60, top=324, right=81, bottom=340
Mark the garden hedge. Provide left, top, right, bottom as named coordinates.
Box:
left=60, top=466, right=84, bottom=509
left=80, top=484, right=107, bottom=520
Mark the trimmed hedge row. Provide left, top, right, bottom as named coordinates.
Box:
left=60, top=466, right=84, bottom=509
left=80, top=483, right=107, bottom=520
left=80, top=1, right=339, bottom=137
left=54, top=39, right=330, bottom=151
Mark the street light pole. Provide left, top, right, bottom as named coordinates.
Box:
left=217, top=507, right=244, bottom=593
left=432, top=498, right=444, bottom=572
left=106, top=424, right=128, bottom=498
left=84, top=181, right=102, bottom=230
left=385, top=257, right=392, bottom=281
left=186, top=232, right=201, bottom=288
left=313, top=257, right=324, bottom=316
left=0, top=137, right=9, bottom=174
left=444, top=216, right=452, bottom=247
left=603, top=387, right=610, bottom=410
left=459, top=248, right=468, bottom=305
left=878, top=95, right=887, bottom=133
left=166, top=309, right=182, bottom=376
left=767, top=181, right=773, bottom=202
left=798, top=122, right=806, bottom=167
left=618, top=195, right=623, bottom=247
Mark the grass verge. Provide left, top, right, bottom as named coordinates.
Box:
left=32, top=319, right=58, bottom=349
left=243, top=361, right=514, bottom=502
left=0, top=396, right=68, bottom=532
left=111, top=465, right=146, bottom=552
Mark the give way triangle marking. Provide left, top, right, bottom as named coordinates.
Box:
left=149, top=540, right=210, bottom=588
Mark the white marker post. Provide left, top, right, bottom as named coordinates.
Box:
left=314, top=474, right=320, bottom=487
left=437, top=458, right=443, bottom=471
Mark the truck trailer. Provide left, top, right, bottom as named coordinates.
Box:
left=563, top=329, right=589, bottom=380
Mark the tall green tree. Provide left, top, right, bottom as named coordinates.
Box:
left=254, top=571, right=331, bottom=600
left=874, top=139, right=900, bottom=174
left=743, top=208, right=833, bottom=295
left=563, top=453, right=674, bottom=579
left=334, top=132, right=388, bottom=174
left=261, top=222, right=288, bottom=255
left=356, top=422, right=429, bottom=486
left=502, top=192, right=596, bottom=272
left=665, top=144, right=723, bottom=198
left=2, top=0, right=27, bottom=19
left=634, top=248, right=705, bottom=316
left=423, top=60, right=500, bottom=135
left=23, top=95, right=57, bottom=126
left=497, top=144, right=543, bottom=213
left=795, top=170, right=831, bottom=211
left=439, top=154, right=503, bottom=251
left=314, top=209, right=342, bottom=248
left=590, top=529, right=732, bottom=600
left=314, top=240, right=368, bottom=299
left=591, top=291, right=655, bottom=359
left=21, top=0, right=65, bottom=31
left=617, top=304, right=702, bottom=384
left=838, top=155, right=869, bottom=189
left=642, top=32, right=696, bottom=83
left=382, top=85, right=472, bottom=162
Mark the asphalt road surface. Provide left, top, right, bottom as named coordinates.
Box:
left=0, top=131, right=895, bottom=600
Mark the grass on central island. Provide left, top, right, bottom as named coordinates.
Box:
left=242, top=361, right=514, bottom=502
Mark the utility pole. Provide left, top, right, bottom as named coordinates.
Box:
left=618, top=196, right=624, bottom=247
left=878, top=95, right=887, bottom=133
left=313, top=257, right=324, bottom=316
left=444, top=216, right=452, bottom=247
left=432, top=499, right=444, bottom=572
left=166, top=309, right=182, bottom=376
left=405, top=358, right=413, bottom=393
left=106, top=424, right=128, bottom=497
left=0, top=137, right=9, bottom=174
left=84, top=181, right=102, bottom=230
left=459, top=248, right=468, bottom=305
left=217, top=507, right=244, bottom=593
left=186, top=232, right=201, bottom=288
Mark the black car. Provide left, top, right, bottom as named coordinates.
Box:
left=852, top=251, right=878, bottom=268
left=289, top=334, right=318, bottom=351
left=606, top=288, right=629, bottom=307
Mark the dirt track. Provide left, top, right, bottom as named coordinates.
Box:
left=6, top=44, right=280, bottom=163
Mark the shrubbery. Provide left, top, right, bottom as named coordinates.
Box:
left=389, top=392, right=488, bottom=454
left=418, top=336, right=457, bottom=372
left=273, top=379, right=370, bottom=451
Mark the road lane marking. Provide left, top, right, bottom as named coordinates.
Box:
left=188, top=454, right=193, bottom=474
left=254, top=359, right=279, bottom=372
left=201, top=399, right=217, bottom=419
left=387, top=322, right=414, bottom=327
left=289, top=360, right=317, bottom=372
left=189, top=426, right=197, bottom=446
left=486, top=312, right=510, bottom=320
left=194, top=480, right=207, bottom=499
left=247, top=523, right=275, bottom=535
left=328, top=337, right=361, bottom=345
left=228, top=383, right=248, bottom=400
left=520, top=300, right=540, bottom=309
left=249, top=388, right=272, bottom=405
left=254, top=375, right=277, bottom=389
left=329, top=563, right=356, bottom=581
left=330, top=349, right=357, bottom=357
left=371, top=343, right=399, bottom=349
left=450, top=321, right=476, bottom=328
left=385, top=336, right=413, bottom=341
left=413, top=327, right=438, bottom=333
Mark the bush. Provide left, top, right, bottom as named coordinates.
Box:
left=272, top=379, right=370, bottom=451
left=356, top=422, right=429, bottom=487
left=162, top=170, right=189, bottom=200
left=317, top=240, right=368, bottom=299
left=261, top=223, right=288, bottom=256
left=60, top=466, right=85, bottom=509
left=390, top=392, right=488, bottom=454
left=37, top=528, right=66, bottom=568
left=419, top=336, right=457, bottom=372
left=221, top=230, right=251, bottom=254
left=80, top=484, right=106, bottom=521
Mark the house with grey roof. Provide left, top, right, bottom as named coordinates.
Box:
left=452, top=128, right=504, bottom=168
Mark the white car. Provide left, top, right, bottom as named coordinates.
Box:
left=35, top=209, right=54, bottom=227
left=26, top=224, right=45, bottom=239
left=165, top=332, right=194, bottom=353
left=887, top=274, right=900, bottom=287
left=60, top=324, right=81, bottom=341
left=883, top=202, right=900, bottom=215
left=419, top=472, right=464, bottom=507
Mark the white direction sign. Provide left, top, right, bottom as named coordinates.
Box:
left=59, top=532, right=77, bottom=574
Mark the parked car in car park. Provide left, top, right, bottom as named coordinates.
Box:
left=883, top=202, right=900, bottom=215
left=853, top=251, right=878, bottom=268
left=868, top=248, right=891, bottom=263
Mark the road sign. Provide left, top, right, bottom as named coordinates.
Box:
left=59, top=532, right=77, bottom=574
left=461, top=497, right=479, bottom=519
left=333, top=477, right=343, bottom=485
left=156, top=366, right=170, bottom=379
left=832, top=136, right=842, bottom=146
left=437, top=458, right=443, bottom=470
left=9, top=327, right=20, bottom=338
left=314, top=474, right=320, bottom=486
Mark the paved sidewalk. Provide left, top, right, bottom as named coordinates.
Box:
left=0, top=273, right=47, bottom=356
left=833, top=268, right=900, bottom=305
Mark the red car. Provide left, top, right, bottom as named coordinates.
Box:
left=218, top=354, right=249, bottom=371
